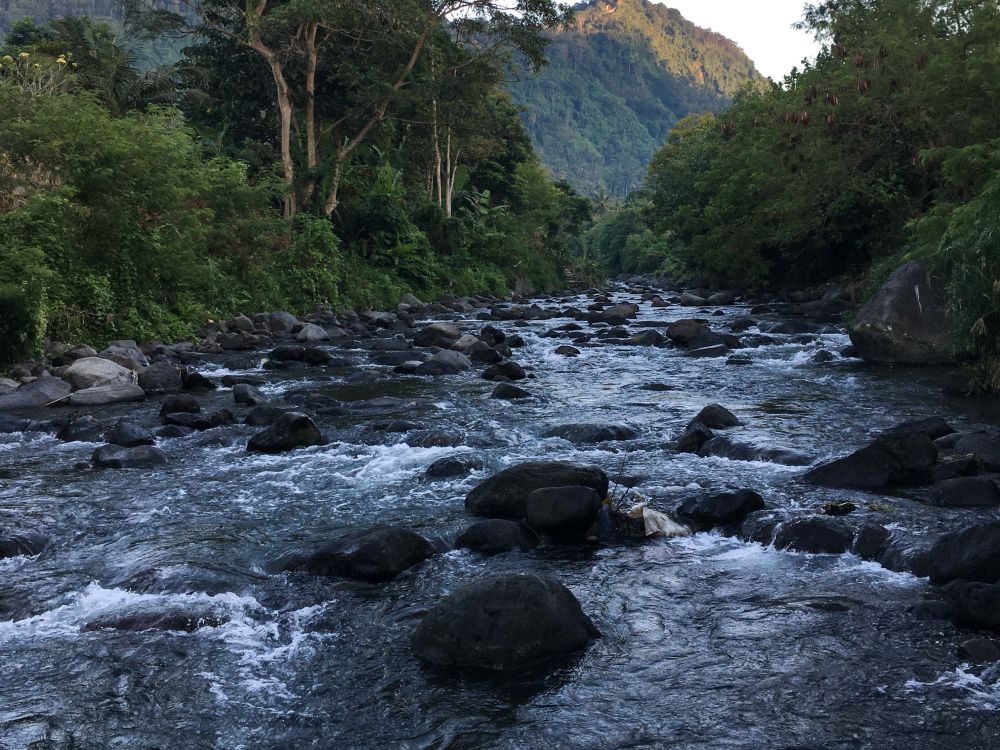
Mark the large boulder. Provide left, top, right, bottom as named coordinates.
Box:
left=525, top=485, right=602, bottom=536
left=0, top=533, right=47, bottom=559
left=690, top=404, right=741, bottom=429
left=106, top=421, right=155, bottom=448
left=56, top=416, right=105, bottom=443
left=676, top=490, right=765, bottom=528
left=666, top=319, right=712, bottom=346
left=411, top=573, right=599, bottom=671
left=455, top=520, right=539, bottom=554
left=0, top=377, right=72, bottom=409
left=247, top=412, right=323, bottom=453
left=803, top=428, right=938, bottom=490
left=296, top=324, right=330, bottom=342
left=63, top=357, right=136, bottom=390
left=943, top=581, right=1000, bottom=631
left=280, top=526, right=435, bottom=582
left=482, top=361, right=526, bottom=381
left=848, top=260, right=953, bottom=364
left=927, top=521, right=1000, bottom=584
left=466, top=461, right=609, bottom=519
left=67, top=384, right=145, bottom=406
left=542, top=423, right=637, bottom=444
left=92, top=444, right=168, bottom=469
left=415, top=350, right=472, bottom=375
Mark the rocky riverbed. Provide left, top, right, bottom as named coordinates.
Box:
left=2, top=279, right=1000, bottom=748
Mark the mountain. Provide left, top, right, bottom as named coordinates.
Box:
left=0, top=1, right=185, bottom=32
left=508, top=0, right=764, bottom=196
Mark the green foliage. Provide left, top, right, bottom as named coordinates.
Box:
left=509, top=0, right=764, bottom=196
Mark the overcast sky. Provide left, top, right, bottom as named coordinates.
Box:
left=657, top=0, right=822, bottom=79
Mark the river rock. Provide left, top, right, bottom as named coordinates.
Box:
left=411, top=573, right=599, bottom=671
left=928, top=476, right=1000, bottom=508
left=56, top=416, right=105, bottom=443
left=92, top=444, right=168, bottom=469
left=296, top=324, right=329, bottom=342
left=773, top=516, right=854, bottom=554
left=415, top=350, right=473, bottom=375
left=233, top=383, right=268, bottom=407
left=466, top=461, right=609, bottom=519
left=62, top=357, right=135, bottom=390
left=67, top=384, right=146, bottom=406
left=680, top=291, right=707, bottom=306
left=181, top=370, right=216, bottom=392
left=455, top=520, right=539, bottom=553
left=281, top=526, right=435, bottom=582
left=927, top=521, right=1000, bottom=584
left=137, top=362, right=182, bottom=394
left=269, top=311, right=299, bottom=333
left=84, top=606, right=225, bottom=632
left=490, top=383, right=531, bottom=400
left=163, top=409, right=235, bottom=431
left=542, top=424, right=637, bottom=444
left=482, top=362, right=526, bottom=381
left=676, top=490, right=765, bottom=528
left=0, top=377, right=72, bottom=409
left=698, top=437, right=813, bottom=466
left=848, top=259, right=953, bottom=364
left=426, top=455, right=482, bottom=478
left=686, top=344, right=729, bottom=358
left=691, top=404, right=741, bottom=429
left=942, top=581, right=1000, bottom=631
left=666, top=319, right=712, bottom=346
left=626, top=330, right=664, bottom=346
left=0, top=533, right=47, bottom=559
left=106, top=421, right=154, bottom=448
left=270, top=344, right=306, bottom=362
left=414, top=323, right=461, bottom=348
left=674, top=422, right=715, bottom=454
left=247, top=412, right=323, bottom=453
left=526, top=485, right=602, bottom=537
left=554, top=345, right=581, bottom=357
left=159, top=393, right=200, bottom=415
left=953, top=430, right=1000, bottom=471
left=803, top=428, right=938, bottom=489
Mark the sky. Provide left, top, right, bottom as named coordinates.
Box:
left=656, top=0, right=822, bottom=79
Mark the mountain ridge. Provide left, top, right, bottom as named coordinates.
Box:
left=509, top=0, right=764, bottom=195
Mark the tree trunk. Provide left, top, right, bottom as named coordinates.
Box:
left=254, top=40, right=297, bottom=217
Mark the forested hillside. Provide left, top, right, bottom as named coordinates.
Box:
left=0, top=0, right=181, bottom=30
left=509, top=0, right=763, bottom=196
left=0, top=0, right=587, bottom=362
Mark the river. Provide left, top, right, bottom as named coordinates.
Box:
left=2, top=285, right=1000, bottom=748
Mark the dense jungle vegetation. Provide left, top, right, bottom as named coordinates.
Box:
left=0, top=0, right=591, bottom=362
left=587, top=0, right=1000, bottom=386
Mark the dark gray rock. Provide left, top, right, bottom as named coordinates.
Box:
left=674, top=422, right=715, bottom=454
left=803, top=429, right=938, bottom=489
left=163, top=409, right=235, bottom=431
left=0, top=377, right=72, bottom=409
left=848, top=259, right=953, bottom=363
left=943, top=581, right=1000, bottom=631
left=927, top=521, right=1000, bottom=584
left=526, top=485, right=602, bottom=536
left=490, top=383, right=532, bottom=400
left=411, top=573, right=599, bottom=671
left=466, top=461, right=608, bottom=519
left=247, top=412, right=323, bottom=453
left=138, top=362, right=182, bottom=394
left=928, top=476, right=1000, bottom=508
left=853, top=522, right=892, bottom=561
left=280, top=526, right=435, bottom=582
left=542, top=423, right=637, bottom=444
left=426, top=455, right=482, bottom=478
left=0, top=533, right=47, bottom=559
left=455, top=520, right=539, bottom=553
left=554, top=345, right=581, bottom=357
left=773, top=516, right=853, bottom=554
left=233, top=383, right=268, bottom=407
left=56, top=416, right=105, bottom=443
left=482, top=361, right=526, bottom=381
left=92, top=444, right=168, bottom=469
left=676, top=490, right=764, bottom=528
left=159, top=393, right=200, bottom=415
left=106, top=421, right=154, bottom=448
left=954, top=430, right=1000, bottom=471
left=691, top=404, right=741, bottom=429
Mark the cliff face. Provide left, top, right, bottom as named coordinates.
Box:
left=509, top=0, right=763, bottom=195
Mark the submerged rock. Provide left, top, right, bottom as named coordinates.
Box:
left=411, top=573, right=599, bottom=671
left=773, top=516, right=853, bottom=554
left=280, top=526, right=435, bottom=582
left=56, top=416, right=105, bottom=443
left=83, top=607, right=225, bottom=632
left=92, top=444, right=168, bottom=469
left=482, top=361, right=526, bottom=381
left=690, top=404, right=741, bottom=429
left=426, top=455, right=482, bottom=478
left=490, top=383, right=532, bottom=400
left=542, top=423, right=637, bottom=444
left=465, top=461, right=609, bottom=519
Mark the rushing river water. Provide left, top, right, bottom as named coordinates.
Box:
left=2, top=286, right=1000, bottom=749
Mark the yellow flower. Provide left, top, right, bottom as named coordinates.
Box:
left=19, top=51, right=29, bottom=59
left=1, top=55, right=13, bottom=63
left=57, top=57, right=67, bottom=65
